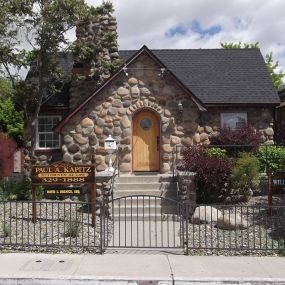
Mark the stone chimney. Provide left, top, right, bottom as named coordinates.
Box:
left=69, top=3, right=122, bottom=109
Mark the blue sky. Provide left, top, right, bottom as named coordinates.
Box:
left=86, top=0, right=285, bottom=78
left=166, top=20, right=222, bottom=38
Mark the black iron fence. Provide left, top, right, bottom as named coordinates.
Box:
left=0, top=199, right=285, bottom=254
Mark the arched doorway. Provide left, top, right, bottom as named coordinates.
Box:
left=132, top=110, right=160, bottom=172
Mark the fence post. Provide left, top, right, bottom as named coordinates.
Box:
left=100, top=203, right=104, bottom=254
left=267, top=168, right=273, bottom=215
left=31, top=157, right=37, bottom=223
left=185, top=203, right=189, bottom=255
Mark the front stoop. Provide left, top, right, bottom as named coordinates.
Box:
left=112, top=174, right=179, bottom=221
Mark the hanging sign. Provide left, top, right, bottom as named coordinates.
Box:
left=272, top=171, right=285, bottom=193
left=32, top=161, right=95, bottom=185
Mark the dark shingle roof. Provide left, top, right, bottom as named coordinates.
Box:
left=119, top=48, right=280, bottom=105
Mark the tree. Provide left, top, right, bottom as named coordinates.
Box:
left=221, top=42, right=285, bottom=91
left=0, top=0, right=92, bottom=155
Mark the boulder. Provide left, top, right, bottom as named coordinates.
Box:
left=216, top=214, right=248, bottom=230
left=117, top=87, right=129, bottom=96
left=191, top=206, right=221, bottom=224
left=80, top=117, right=94, bottom=127
left=128, top=77, right=138, bottom=85
left=73, top=133, right=88, bottom=145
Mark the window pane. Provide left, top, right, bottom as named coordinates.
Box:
left=221, top=113, right=247, bottom=129
left=37, top=116, right=61, bottom=148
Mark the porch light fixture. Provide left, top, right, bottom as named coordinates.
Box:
left=122, top=66, right=128, bottom=77
left=158, top=68, right=166, bottom=77
left=104, top=135, right=117, bottom=172
left=178, top=101, right=183, bottom=113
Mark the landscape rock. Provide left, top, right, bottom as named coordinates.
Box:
left=191, top=206, right=221, bottom=224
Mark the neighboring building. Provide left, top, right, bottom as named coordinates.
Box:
left=0, top=133, right=24, bottom=179
left=28, top=14, right=280, bottom=174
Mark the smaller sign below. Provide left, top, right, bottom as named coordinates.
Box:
left=272, top=171, right=285, bottom=194
left=45, top=187, right=82, bottom=196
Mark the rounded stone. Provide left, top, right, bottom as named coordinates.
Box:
left=63, top=135, right=73, bottom=144
left=38, top=155, right=47, bottom=161
left=171, top=136, right=181, bottom=145
left=122, top=128, right=131, bottom=137
left=121, top=115, right=131, bottom=128
left=117, top=87, right=129, bottom=96
left=131, top=86, right=140, bottom=97
left=112, top=100, right=122, bottom=108
left=177, top=126, right=184, bottom=132
left=73, top=153, right=82, bottom=161
left=162, top=136, right=170, bottom=144
left=118, top=108, right=126, bottom=116
left=81, top=145, right=89, bottom=153
left=95, top=155, right=104, bottom=164
left=68, top=144, right=80, bottom=153
left=162, top=153, right=170, bottom=162
left=89, top=111, right=97, bottom=120
left=80, top=117, right=94, bottom=127
left=103, top=102, right=111, bottom=109
left=128, top=77, right=138, bottom=85
left=164, top=109, right=171, bottom=117
left=200, top=133, right=208, bottom=142
left=193, top=133, right=201, bottom=144
left=260, top=135, right=266, bottom=142
left=120, top=136, right=130, bottom=144
left=94, top=126, right=103, bottom=135
left=105, top=116, right=113, bottom=123
left=74, top=133, right=88, bottom=145
left=103, top=127, right=113, bottom=135
left=89, top=133, right=97, bottom=145
left=140, top=87, right=151, bottom=96
left=96, top=147, right=107, bottom=155
left=96, top=164, right=107, bottom=172
left=120, top=162, right=131, bottom=172
left=96, top=117, right=105, bottom=127
left=205, top=126, right=213, bottom=134
left=82, top=126, right=93, bottom=136
left=123, top=101, right=131, bottom=108
left=162, top=163, right=170, bottom=173
left=108, top=107, right=117, bottom=116
left=114, top=127, right=122, bottom=136
left=75, top=124, right=82, bottom=134
left=99, top=109, right=108, bottom=118
left=63, top=153, right=73, bottom=163
left=181, top=137, right=192, bottom=146
left=197, top=126, right=205, bottom=134
left=202, top=139, right=210, bottom=145
left=162, top=144, right=172, bottom=153
left=122, top=153, right=131, bottom=162
left=264, top=127, right=274, bottom=136
left=162, top=117, right=170, bottom=124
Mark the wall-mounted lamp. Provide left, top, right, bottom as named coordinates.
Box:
left=178, top=101, right=183, bottom=113
left=123, top=66, right=128, bottom=77
left=158, top=68, right=166, bottom=77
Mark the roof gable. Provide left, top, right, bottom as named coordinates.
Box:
left=54, top=45, right=206, bottom=132
left=120, top=48, right=280, bottom=105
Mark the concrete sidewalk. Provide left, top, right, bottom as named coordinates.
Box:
left=0, top=252, right=285, bottom=284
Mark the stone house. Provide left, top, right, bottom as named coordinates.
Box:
left=30, top=14, right=280, bottom=175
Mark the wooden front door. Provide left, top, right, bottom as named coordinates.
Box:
left=133, top=110, right=160, bottom=172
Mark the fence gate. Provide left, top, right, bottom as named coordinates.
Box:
left=101, top=195, right=188, bottom=252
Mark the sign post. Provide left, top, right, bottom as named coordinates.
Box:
left=31, top=161, right=95, bottom=225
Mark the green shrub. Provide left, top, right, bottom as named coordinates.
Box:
left=257, top=145, right=285, bottom=172
left=65, top=216, right=81, bottom=238
left=0, top=179, right=16, bottom=200
left=13, top=177, right=32, bottom=201
left=231, top=152, right=260, bottom=200
left=205, top=147, right=227, bottom=158
left=1, top=223, right=11, bottom=237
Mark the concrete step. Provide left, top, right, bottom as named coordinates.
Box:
left=111, top=196, right=179, bottom=206
left=112, top=213, right=181, bottom=221
left=115, top=182, right=175, bottom=191
left=112, top=204, right=180, bottom=215
left=113, top=190, right=177, bottom=199
left=116, top=175, right=174, bottom=184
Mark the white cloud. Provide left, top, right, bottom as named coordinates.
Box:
left=86, top=0, right=285, bottom=76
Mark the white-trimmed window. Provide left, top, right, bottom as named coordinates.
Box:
left=36, top=116, right=61, bottom=149
left=221, top=112, right=247, bottom=129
